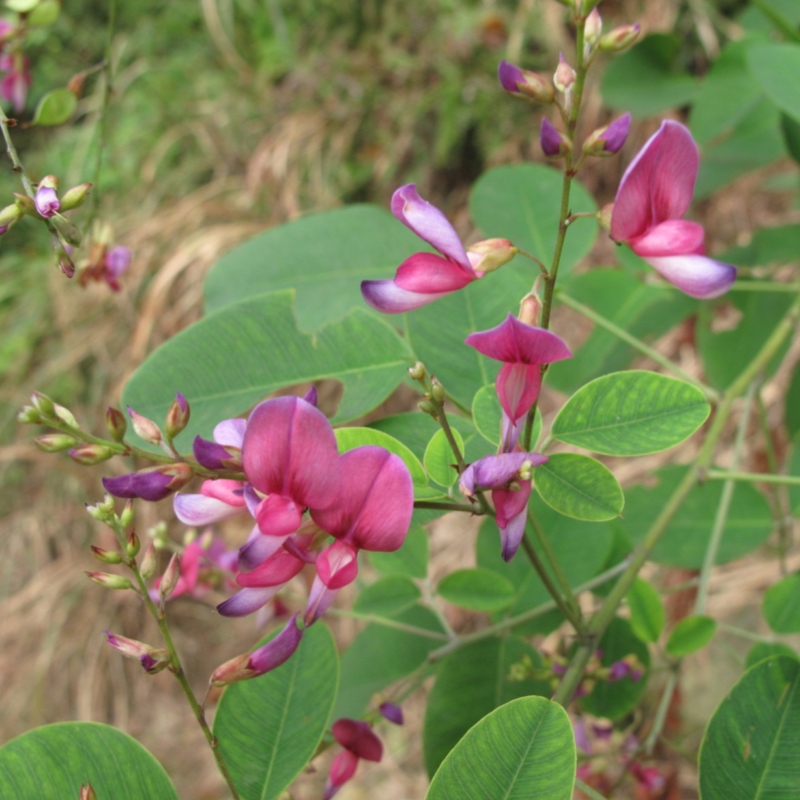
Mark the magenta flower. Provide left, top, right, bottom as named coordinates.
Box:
left=361, top=184, right=516, bottom=313
left=0, top=53, right=30, bottom=113
left=104, top=246, right=131, bottom=292
left=324, top=719, right=383, bottom=800
left=460, top=451, right=547, bottom=561
left=465, top=314, right=571, bottom=450
left=610, top=120, right=736, bottom=299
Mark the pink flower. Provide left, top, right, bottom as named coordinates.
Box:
left=361, top=184, right=517, bottom=313
left=0, top=53, right=30, bottom=113
left=104, top=246, right=131, bottom=291
left=324, top=719, right=383, bottom=800
left=610, top=120, right=736, bottom=299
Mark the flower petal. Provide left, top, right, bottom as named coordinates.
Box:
left=630, top=219, right=705, bottom=257
left=361, top=279, right=457, bottom=313
left=213, top=418, right=246, bottom=448
left=200, top=479, right=246, bottom=506
left=496, top=362, right=541, bottom=423
left=236, top=548, right=306, bottom=588
left=332, top=719, right=383, bottom=761
left=465, top=314, right=572, bottom=365
left=493, top=481, right=532, bottom=562
left=304, top=574, right=340, bottom=626
left=217, top=586, right=280, bottom=617
left=173, top=493, right=243, bottom=526
left=316, top=540, right=359, bottom=589
left=248, top=613, right=303, bottom=674
left=102, top=471, right=173, bottom=502
left=459, top=452, right=547, bottom=495
left=643, top=253, right=736, bottom=299
left=238, top=530, right=289, bottom=572
left=394, top=252, right=476, bottom=292
left=255, top=493, right=303, bottom=537
left=193, top=436, right=237, bottom=470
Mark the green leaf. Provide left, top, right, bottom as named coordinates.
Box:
left=666, top=614, right=716, bottom=657
left=334, top=426, right=429, bottom=494
left=580, top=617, right=651, bottom=721
left=616, top=466, right=773, bottom=568
left=699, top=656, right=800, bottom=800
left=780, top=112, right=800, bottom=166
left=748, top=43, right=800, bottom=123
left=627, top=578, right=665, bottom=644
left=720, top=224, right=800, bottom=268
left=423, top=638, right=551, bottom=777
left=123, top=291, right=413, bottom=444
left=551, top=371, right=709, bottom=456
left=601, top=34, right=698, bottom=117
left=367, top=526, right=429, bottom=578
left=214, top=623, right=338, bottom=800
left=473, top=384, right=541, bottom=448
left=354, top=575, right=421, bottom=617
left=740, top=0, right=800, bottom=34
left=0, top=722, right=179, bottom=799
left=31, top=89, right=77, bottom=127
left=437, top=568, right=515, bottom=612
left=426, top=697, right=575, bottom=800
left=27, top=0, right=60, bottom=26
left=746, top=642, right=798, bottom=670
left=763, top=574, right=800, bottom=634
left=469, top=164, right=597, bottom=276
left=535, top=453, right=624, bottom=522
left=204, top=205, right=426, bottom=330
left=424, top=428, right=464, bottom=487
left=333, top=606, right=444, bottom=720
left=5, top=0, right=40, bottom=11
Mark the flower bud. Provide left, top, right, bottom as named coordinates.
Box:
left=80, top=784, right=97, bottom=800
left=17, top=405, right=43, bottom=424
left=51, top=213, right=82, bottom=247
left=35, top=176, right=60, bottom=218
left=498, top=61, right=555, bottom=103
left=140, top=542, right=157, bottom=580
left=53, top=402, right=79, bottom=429
left=34, top=433, right=78, bottom=452
left=91, top=546, right=123, bottom=565
left=14, top=193, right=36, bottom=216
left=69, top=444, right=115, bottom=465
left=159, top=552, right=181, bottom=600
left=379, top=702, right=404, bottom=725
left=106, top=406, right=127, bottom=443
left=598, top=203, right=613, bottom=232
left=540, top=118, right=572, bottom=158
left=104, top=631, right=172, bottom=674
left=127, top=407, right=163, bottom=446
left=59, top=183, right=92, bottom=211
left=31, top=391, right=55, bottom=419
left=86, top=494, right=116, bottom=522
left=599, top=24, right=641, bottom=53
left=430, top=378, right=446, bottom=404
left=418, top=400, right=438, bottom=418
left=582, top=113, right=631, bottom=157
left=55, top=246, right=75, bottom=278
left=553, top=54, right=576, bottom=93
left=120, top=499, right=135, bottom=529
left=126, top=530, right=140, bottom=558
left=584, top=8, right=602, bottom=47
left=467, top=238, right=519, bottom=275
left=408, top=361, right=426, bottom=381
left=518, top=294, right=542, bottom=327
left=0, top=202, right=22, bottom=231
left=86, top=571, right=134, bottom=590
left=165, top=393, right=190, bottom=440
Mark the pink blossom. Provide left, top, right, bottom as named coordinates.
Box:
left=324, top=719, right=383, bottom=800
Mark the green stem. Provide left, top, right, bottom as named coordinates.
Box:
left=717, top=622, right=777, bottom=643
left=575, top=778, right=610, bottom=800
left=413, top=500, right=479, bottom=513
left=643, top=669, right=679, bottom=755
left=434, top=400, right=466, bottom=473
left=324, top=609, right=449, bottom=641
left=705, top=470, right=800, bottom=486
left=556, top=290, right=720, bottom=403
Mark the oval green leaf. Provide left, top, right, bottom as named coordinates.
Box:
left=437, top=568, right=515, bottom=612
left=353, top=574, right=421, bottom=618
left=214, top=622, right=339, bottom=800
left=424, top=428, right=464, bottom=488
left=699, top=656, right=800, bottom=800
left=32, top=89, right=77, bottom=127
left=0, top=722, right=179, bottom=799
left=627, top=578, right=665, bottom=643
left=535, top=453, right=624, bottom=521
left=426, top=696, right=575, bottom=800
left=763, top=573, right=800, bottom=634
left=666, top=614, right=716, bottom=657
left=367, top=526, right=429, bottom=579
left=551, top=371, right=710, bottom=456
left=27, top=0, right=60, bottom=26
left=746, top=642, right=798, bottom=670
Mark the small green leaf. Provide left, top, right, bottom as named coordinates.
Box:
left=535, top=453, right=624, bottom=522
left=27, top=0, right=59, bottom=25
left=763, top=573, right=800, bottom=634
left=437, top=568, right=515, bottom=612
left=424, top=428, right=464, bottom=487
left=552, top=371, right=710, bottom=456
left=425, top=697, right=575, bottom=800
left=627, top=578, right=665, bottom=643
left=5, top=0, right=39, bottom=11
left=367, top=526, right=429, bottom=579
left=473, top=383, right=541, bottom=448
left=0, top=722, right=179, bottom=799
left=699, top=656, right=800, bottom=800
left=31, top=89, right=77, bottom=127
left=745, top=642, right=798, bottom=670
left=666, top=614, right=716, bottom=657
left=354, top=575, right=421, bottom=618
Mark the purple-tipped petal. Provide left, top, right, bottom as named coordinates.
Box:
left=391, top=184, right=470, bottom=267
left=394, top=252, right=476, bottom=291
left=238, top=531, right=289, bottom=572
left=465, top=314, right=572, bottom=365
left=361, top=279, right=456, bottom=313
left=213, top=418, right=246, bottom=448
left=630, top=219, right=705, bottom=257
left=540, top=118, right=563, bottom=157
left=459, top=452, right=547, bottom=495
left=601, top=112, right=631, bottom=153
left=305, top=574, right=340, bottom=625
left=193, top=435, right=236, bottom=470
left=248, top=613, right=303, bottom=674
left=643, top=254, right=737, bottom=299
left=493, top=482, right=532, bottom=562
left=311, top=447, right=413, bottom=552
left=217, top=586, right=279, bottom=617
left=243, top=485, right=261, bottom=517
left=302, top=386, right=318, bottom=407
left=174, top=493, right=243, bottom=526
left=34, top=186, right=59, bottom=218
left=102, top=470, right=173, bottom=502
left=237, top=548, right=306, bottom=588
left=200, top=479, right=246, bottom=506
left=498, top=60, right=525, bottom=93
left=379, top=702, right=404, bottom=725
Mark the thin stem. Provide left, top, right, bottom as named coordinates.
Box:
left=644, top=669, right=679, bottom=755
left=717, top=622, right=777, bottom=644
left=324, top=608, right=449, bottom=641
left=519, top=249, right=548, bottom=275
left=421, top=580, right=459, bottom=641
left=433, top=400, right=466, bottom=473
left=413, top=500, right=479, bottom=513
left=705, top=470, right=800, bottom=486
left=557, top=290, right=720, bottom=403
left=575, top=778, right=609, bottom=800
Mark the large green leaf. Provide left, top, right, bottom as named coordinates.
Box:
left=204, top=205, right=426, bottom=330
left=616, top=466, right=772, bottom=568
left=535, top=454, right=624, bottom=522
left=748, top=43, right=800, bottom=124
left=469, top=164, right=598, bottom=274
left=213, top=623, right=338, bottom=800
left=763, top=574, right=800, bottom=634
left=551, top=371, right=709, bottom=456
left=746, top=643, right=798, bottom=670
left=354, top=574, right=422, bottom=618
left=0, top=722, right=179, bottom=800
left=423, top=638, right=550, bottom=777
left=425, top=697, right=575, bottom=800
left=699, top=656, right=800, bottom=800
left=437, top=568, right=515, bottom=612
left=123, top=290, right=413, bottom=444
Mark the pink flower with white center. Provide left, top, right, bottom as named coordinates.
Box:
left=361, top=184, right=517, bottom=313
left=324, top=719, right=383, bottom=800
left=465, top=314, right=571, bottom=450
left=611, top=120, right=736, bottom=299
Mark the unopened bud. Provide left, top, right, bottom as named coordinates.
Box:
left=106, top=407, right=127, bottom=443
left=599, top=24, right=641, bottom=53
left=18, top=405, right=43, bottom=424
left=0, top=203, right=22, bottom=229
left=584, top=8, right=602, bottom=47
left=159, top=462, right=194, bottom=492
left=519, top=294, right=542, bottom=326
left=126, top=530, right=140, bottom=558
left=31, top=392, right=55, bottom=418
left=53, top=402, right=79, bottom=429
left=86, top=571, right=134, bottom=591
left=379, top=702, right=404, bottom=725
left=159, top=552, right=181, bottom=600
left=165, top=393, right=190, bottom=440
left=14, top=193, right=36, bottom=216
left=34, top=433, right=78, bottom=452
left=553, top=54, right=576, bottom=93
left=60, top=183, right=92, bottom=211
left=540, top=118, right=572, bottom=158
left=120, top=499, right=134, bottom=529
left=408, top=361, right=426, bottom=381
left=140, top=542, right=157, bottom=580
left=598, top=203, right=613, bottom=232
left=430, top=379, right=446, bottom=404
left=56, top=246, right=75, bottom=278
left=51, top=213, right=82, bottom=246
left=104, top=631, right=172, bottom=674
left=519, top=460, right=534, bottom=481
left=127, top=407, right=163, bottom=445
left=86, top=494, right=116, bottom=522
left=498, top=61, right=555, bottom=103
left=467, top=238, right=519, bottom=275
left=35, top=176, right=60, bottom=218
left=80, top=784, right=97, bottom=800
left=69, top=444, right=114, bottom=465
left=582, top=113, right=631, bottom=157
left=91, top=546, right=123, bottom=565
left=418, top=400, right=438, bottom=418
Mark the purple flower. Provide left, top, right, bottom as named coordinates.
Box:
left=611, top=120, right=736, bottom=299
left=324, top=719, right=383, bottom=800
left=0, top=53, right=31, bottom=113
left=379, top=701, right=404, bottom=725
left=540, top=118, right=568, bottom=157
left=498, top=60, right=555, bottom=102
left=104, top=246, right=131, bottom=291
left=34, top=186, right=59, bottom=218
left=103, top=463, right=193, bottom=502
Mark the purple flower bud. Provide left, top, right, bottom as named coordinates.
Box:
left=34, top=185, right=60, bottom=218
left=584, top=113, right=631, bottom=157
left=86, top=571, right=134, bottom=591
left=193, top=435, right=240, bottom=470
left=104, top=631, right=171, bottom=673
left=102, top=463, right=193, bottom=502
left=540, top=118, right=568, bottom=157
left=608, top=660, right=631, bottom=682
left=127, top=406, right=163, bottom=445
left=332, top=719, right=383, bottom=761
left=379, top=702, right=404, bottom=725
left=164, top=393, right=190, bottom=440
